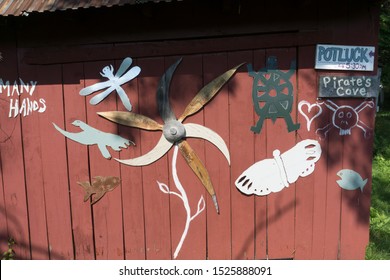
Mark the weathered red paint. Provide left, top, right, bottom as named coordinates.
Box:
left=229, top=50, right=256, bottom=260
left=137, top=57, right=171, bottom=260
left=0, top=42, right=31, bottom=260
left=63, top=63, right=95, bottom=260
left=0, top=0, right=379, bottom=260
left=204, top=53, right=232, bottom=260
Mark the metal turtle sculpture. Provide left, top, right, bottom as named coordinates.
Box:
left=247, top=56, right=300, bottom=133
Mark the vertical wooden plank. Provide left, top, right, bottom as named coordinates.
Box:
left=265, top=48, right=297, bottom=259
left=339, top=98, right=375, bottom=259
left=36, top=64, right=74, bottom=260
left=116, top=58, right=146, bottom=260
left=18, top=53, right=74, bottom=259
left=0, top=110, right=31, bottom=260
left=310, top=125, right=329, bottom=259
left=137, top=57, right=171, bottom=259
left=229, top=50, right=256, bottom=259
left=18, top=62, right=74, bottom=259
left=338, top=0, right=378, bottom=260
left=204, top=53, right=232, bottom=260
left=0, top=150, right=8, bottom=256
left=253, top=49, right=267, bottom=259
left=62, top=63, right=95, bottom=259
left=294, top=45, right=318, bottom=259
left=19, top=74, right=49, bottom=259
left=83, top=60, right=124, bottom=260
left=322, top=99, right=343, bottom=259
left=302, top=49, right=329, bottom=260
left=313, top=0, right=345, bottom=256
left=0, top=40, right=31, bottom=259
left=166, top=55, right=207, bottom=259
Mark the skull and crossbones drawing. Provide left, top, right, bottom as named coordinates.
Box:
left=316, top=100, right=374, bottom=139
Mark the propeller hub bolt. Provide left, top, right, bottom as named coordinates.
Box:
left=163, top=120, right=186, bottom=143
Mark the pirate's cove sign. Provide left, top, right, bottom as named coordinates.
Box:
left=315, top=44, right=375, bottom=71
left=318, top=74, right=380, bottom=98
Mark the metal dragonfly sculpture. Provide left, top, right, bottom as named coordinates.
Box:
left=80, top=57, right=141, bottom=111
left=99, top=58, right=243, bottom=213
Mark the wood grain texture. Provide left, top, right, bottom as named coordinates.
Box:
left=203, top=53, right=232, bottom=259
left=265, top=48, right=297, bottom=260
left=166, top=55, right=207, bottom=260
left=84, top=61, right=124, bottom=260
left=137, top=57, right=171, bottom=259
left=115, top=57, right=147, bottom=260
left=1, top=8, right=379, bottom=258
left=229, top=50, right=256, bottom=260
left=294, top=46, right=318, bottom=259
left=62, top=63, right=95, bottom=259
left=252, top=49, right=267, bottom=260
left=0, top=41, right=31, bottom=260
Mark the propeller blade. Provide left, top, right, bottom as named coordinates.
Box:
left=116, top=134, right=172, bottom=166
left=178, top=63, right=245, bottom=122
left=184, top=123, right=230, bottom=165
left=178, top=140, right=219, bottom=214
left=98, top=111, right=163, bottom=131
left=157, top=58, right=182, bottom=123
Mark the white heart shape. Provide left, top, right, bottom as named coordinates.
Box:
left=298, top=101, right=323, bottom=131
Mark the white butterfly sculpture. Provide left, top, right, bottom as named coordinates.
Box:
left=80, top=57, right=141, bottom=111
left=235, top=139, right=322, bottom=196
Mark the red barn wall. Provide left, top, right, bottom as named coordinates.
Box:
left=0, top=0, right=380, bottom=259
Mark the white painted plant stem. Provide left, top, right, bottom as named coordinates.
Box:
left=172, top=144, right=191, bottom=259
left=157, top=144, right=204, bottom=259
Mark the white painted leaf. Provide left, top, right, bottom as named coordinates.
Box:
left=197, top=196, right=206, bottom=214
left=157, top=181, right=170, bottom=194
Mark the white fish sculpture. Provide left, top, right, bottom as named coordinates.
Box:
left=235, top=139, right=322, bottom=196
left=336, top=169, right=368, bottom=192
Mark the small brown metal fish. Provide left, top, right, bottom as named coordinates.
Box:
left=78, top=176, right=121, bottom=205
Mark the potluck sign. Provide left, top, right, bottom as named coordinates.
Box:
left=315, top=44, right=375, bottom=71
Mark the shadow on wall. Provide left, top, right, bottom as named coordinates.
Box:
left=235, top=198, right=297, bottom=259
left=0, top=206, right=64, bottom=260
left=298, top=65, right=375, bottom=228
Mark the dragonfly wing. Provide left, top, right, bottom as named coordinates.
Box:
left=115, top=86, right=132, bottom=111
left=79, top=80, right=112, bottom=96
left=89, top=86, right=115, bottom=105
left=117, top=66, right=141, bottom=84
left=116, top=134, right=172, bottom=166
left=184, top=123, right=230, bottom=165
left=115, top=57, right=133, bottom=78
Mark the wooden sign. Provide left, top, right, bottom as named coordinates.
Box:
left=318, top=74, right=380, bottom=98
left=315, top=44, right=375, bottom=71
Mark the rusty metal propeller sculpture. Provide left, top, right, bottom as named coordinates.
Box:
left=98, top=58, right=243, bottom=213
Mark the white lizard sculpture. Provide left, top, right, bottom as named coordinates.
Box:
left=53, top=120, right=134, bottom=159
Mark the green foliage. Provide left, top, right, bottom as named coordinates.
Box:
left=366, top=111, right=390, bottom=259
left=367, top=2, right=390, bottom=258
left=1, top=238, right=16, bottom=260
left=379, top=2, right=390, bottom=108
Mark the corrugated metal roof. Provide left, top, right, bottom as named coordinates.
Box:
left=0, top=0, right=182, bottom=16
